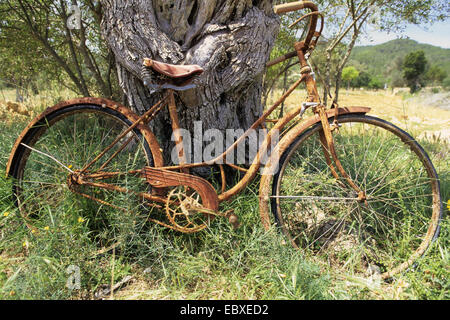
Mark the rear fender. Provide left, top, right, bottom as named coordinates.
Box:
left=6, top=97, right=164, bottom=177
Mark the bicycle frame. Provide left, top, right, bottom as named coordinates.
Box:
left=6, top=1, right=371, bottom=225
left=157, top=74, right=310, bottom=203
left=8, top=1, right=443, bottom=281
left=64, top=43, right=362, bottom=206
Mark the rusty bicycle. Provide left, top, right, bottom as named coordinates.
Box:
left=7, top=1, right=442, bottom=280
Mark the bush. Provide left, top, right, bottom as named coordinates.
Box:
left=443, top=77, right=450, bottom=89
left=368, top=76, right=384, bottom=90
left=351, top=71, right=371, bottom=89
left=431, top=87, right=440, bottom=94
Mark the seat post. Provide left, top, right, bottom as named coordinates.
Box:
left=168, top=90, right=189, bottom=173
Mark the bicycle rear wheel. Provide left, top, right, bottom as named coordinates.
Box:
left=271, top=114, right=442, bottom=279
left=9, top=104, right=154, bottom=234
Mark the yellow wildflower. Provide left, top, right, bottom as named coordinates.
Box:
left=447, top=199, right=450, bottom=210
left=397, top=279, right=409, bottom=288
left=44, top=226, right=49, bottom=231
left=78, top=217, right=85, bottom=223
left=68, top=164, right=73, bottom=169
left=3, top=211, right=10, bottom=217
left=9, top=290, right=15, bottom=296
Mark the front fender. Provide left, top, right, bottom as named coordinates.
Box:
left=6, top=97, right=164, bottom=177
left=258, top=106, right=370, bottom=230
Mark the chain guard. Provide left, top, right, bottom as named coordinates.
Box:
left=142, top=167, right=219, bottom=233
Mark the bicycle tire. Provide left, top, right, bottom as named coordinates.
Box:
left=9, top=104, right=155, bottom=230
left=271, top=114, right=442, bottom=279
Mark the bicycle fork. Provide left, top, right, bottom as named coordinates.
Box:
left=296, top=41, right=367, bottom=204
left=316, top=105, right=368, bottom=204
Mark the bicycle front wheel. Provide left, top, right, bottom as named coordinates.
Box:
left=271, top=114, right=442, bottom=279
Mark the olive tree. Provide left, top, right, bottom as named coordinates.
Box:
left=100, top=0, right=280, bottom=157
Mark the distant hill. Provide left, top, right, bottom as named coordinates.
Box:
left=349, top=39, right=450, bottom=83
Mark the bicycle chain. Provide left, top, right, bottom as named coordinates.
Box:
left=71, top=184, right=237, bottom=233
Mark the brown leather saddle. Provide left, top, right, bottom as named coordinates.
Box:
left=142, top=58, right=204, bottom=91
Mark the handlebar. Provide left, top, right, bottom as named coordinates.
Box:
left=274, top=1, right=318, bottom=15
left=273, top=1, right=320, bottom=51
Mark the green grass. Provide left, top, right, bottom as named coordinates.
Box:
left=0, top=94, right=448, bottom=300
left=0, top=116, right=333, bottom=300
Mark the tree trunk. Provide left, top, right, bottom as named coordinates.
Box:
left=100, top=0, right=279, bottom=163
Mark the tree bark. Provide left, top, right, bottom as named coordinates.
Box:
left=100, top=0, right=279, bottom=163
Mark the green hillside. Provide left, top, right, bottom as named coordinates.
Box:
left=349, top=39, right=450, bottom=85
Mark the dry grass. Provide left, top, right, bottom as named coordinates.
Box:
left=268, top=88, right=450, bottom=142
left=0, top=88, right=76, bottom=123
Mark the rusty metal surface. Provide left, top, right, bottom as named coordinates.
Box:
left=266, top=51, right=298, bottom=68
left=142, top=166, right=219, bottom=212
left=7, top=1, right=374, bottom=237
left=268, top=2, right=322, bottom=68
left=6, top=97, right=165, bottom=177
left=143, top=166, right=220, bottom=233
left=274, top=1, right=320, bottom=51
left=258, top=107, right=371, bottom=230
left=167, top=90, right=189, bottom=174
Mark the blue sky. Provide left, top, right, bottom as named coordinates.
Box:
left=358, top=19, right=450, bottom=48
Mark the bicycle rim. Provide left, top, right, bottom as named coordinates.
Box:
left=9, top=104, right=154, bottom=235
left=271, top=114, right=442, bottom=279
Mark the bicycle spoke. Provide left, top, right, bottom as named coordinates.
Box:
left=21, top=143, right=74, bottom=173
left=272, top=115, right=441, bottom=278
left=12, top=107, right=154, bottom=234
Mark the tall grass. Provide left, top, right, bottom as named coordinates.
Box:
left=0, top=112, right=333, bottom=300
left=0, top=170, right=333, bottom=299
left=0, top=89, right=448, bottom=300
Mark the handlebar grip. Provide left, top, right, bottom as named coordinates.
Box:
left=273, top=1, right=320, bottom=50
left=274, top=1, right=318, bottom=15
left=274, top=1, right=306, bottom=14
